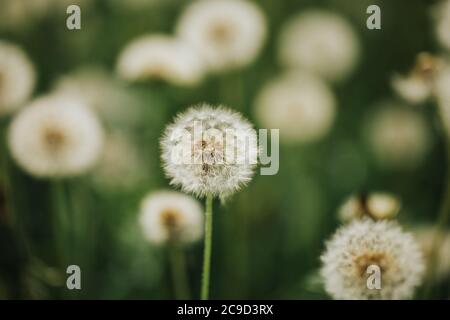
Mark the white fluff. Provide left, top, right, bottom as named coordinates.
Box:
left=8, top=94, right=104, bottom=178
left=176, top=0, right=267, bottom=72
left=139, top=190, right=203, bottom=244
left=278, top=10, right=360, bottom=82
left=161, top=104, right=258, bottom=200
left=321, top=219, right=425, bottom=299
left=254, top=71, right=336, bottom=143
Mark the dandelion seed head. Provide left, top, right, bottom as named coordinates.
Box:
left=8, top=94, right=104, bottom=178
left=161, top=104, right=258, bottom=200
left=0, top=41, right=35, bottom=116
left=279, top=10, right=360, bottom=82
left=254, top=71, right=336, bottom=143
left=176, top=0, right=267, bottom=72
left=321, top=219, right=425, bottom=299
left=367, top=104, right=430, bottom=169
left=139, top=191, right=203, bottom=244
left=339, top=192, right=400, bottom=222
left=117, top=34, right=205, bottom=86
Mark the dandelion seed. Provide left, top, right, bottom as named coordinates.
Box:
left=321, top=219, right=425, bottom=299
left=139, top=191, right=203, bottom=244
left=161, top=104, right=258, bottom=200
left=0, top=41, right=35, bottom=116
left=339, top=192, right=400, bottom=222
left=367, top=103, right=430, bottom=169
left=116, top=34, right=205, bottom=86
left=176, top=0, right=267, bottom=72
left=8, top=94, right=104, bottom=178
left=278, top=10, right=360, bottom=82
left=254, top=71, right=336, bottom=143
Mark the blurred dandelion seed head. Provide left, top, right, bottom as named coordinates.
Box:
left=8, top=94, right=104, bottom=178
left=254, top=71, right=336, bottom=144
left=367, top=104, right=431, bottom=169
left=139, top=191, right=203, bottom=244
left=176, top=0, right=267, bottom=72
left=415, top=227, right=450, bottom=280
left=161, top=104, right=258, bottom=200
left=0, top=41, right=35, bottom=116
left=339, top=192, right=400, bottom=222
left=278, top=10, right=360, bottom=82
left=117, top=35, right=205, bottom=86
left=321, top=219, right=425, bottom=300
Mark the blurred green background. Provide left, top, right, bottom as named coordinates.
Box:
left=0, top=0, right=448, bottom=299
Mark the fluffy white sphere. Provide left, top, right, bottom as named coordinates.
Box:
left=139, top=190, right=203, bottom=244
left=176, top=0, right=267, bottom=72
left=8, top=94, right=104, bottom=178
left=254, top=71, right=336, bottom=143
left=278, top=10, right=360, bottom=82
left=161, top=104, right=258, bottom=200
left=321, top=219, right=425, bottom=299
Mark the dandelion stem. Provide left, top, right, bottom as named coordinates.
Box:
left=201, top=194, right=213, bottom=300
left=169, top=242, right=190, bottom=300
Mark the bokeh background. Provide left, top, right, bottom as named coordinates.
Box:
left=0, top=0, right=449, bottom=299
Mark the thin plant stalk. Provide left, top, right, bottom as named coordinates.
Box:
left=169, top=242, right=190, bottom=300
left=201, top=194, right=213, bottom=300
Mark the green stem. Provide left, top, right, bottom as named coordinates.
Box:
left=201, top=194, right=213, bottom=300
left=51, top=181, right=72, bottom=267
left=169, top=243, right=190, bottom=300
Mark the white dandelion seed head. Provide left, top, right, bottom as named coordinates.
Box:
left=254, top=71, right=336, bottom=144
left=116, top=34, right=205, bottom=86
left=161, top=104, right=258, bottom=200
left=139, top=190, right=203, bottom=244
left=176, top=0, right=267, bottom=72
left=415, top=226, right=450, bottom=280
left=433, top=0, right=450, bottom=51
left=278, top=10, right=360, bottom=82
left=391, top=53, right=443, bottom=104
left=367, top=104, right=431, bottom=169
left=8, top=94, right=104, bottom=178
left=321, top=219, right=425, bottom=300
left=0, top=41, right=36, bottom=116
left=92, top=132, right=146, bottom=191
left=339, top=192, right=401, bottom=222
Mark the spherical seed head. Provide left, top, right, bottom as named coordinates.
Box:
left=161, top=104, right=258, bottom=200
left=278, top=10, right=360, bottom=82
left=0, top=40, right=35, bottom=116
left=321, top=219, right=425, bottom=300
left=176, top=0, right=267, bottom=72
left=367, top=103, right=431, bottom=169
left=116, top=34, right=205, bottom=86
left=254, top=71, right=336, bottom=144
left=139, top=191, right=203, bottom=244
left=8, top=94, right=104, bottom=178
